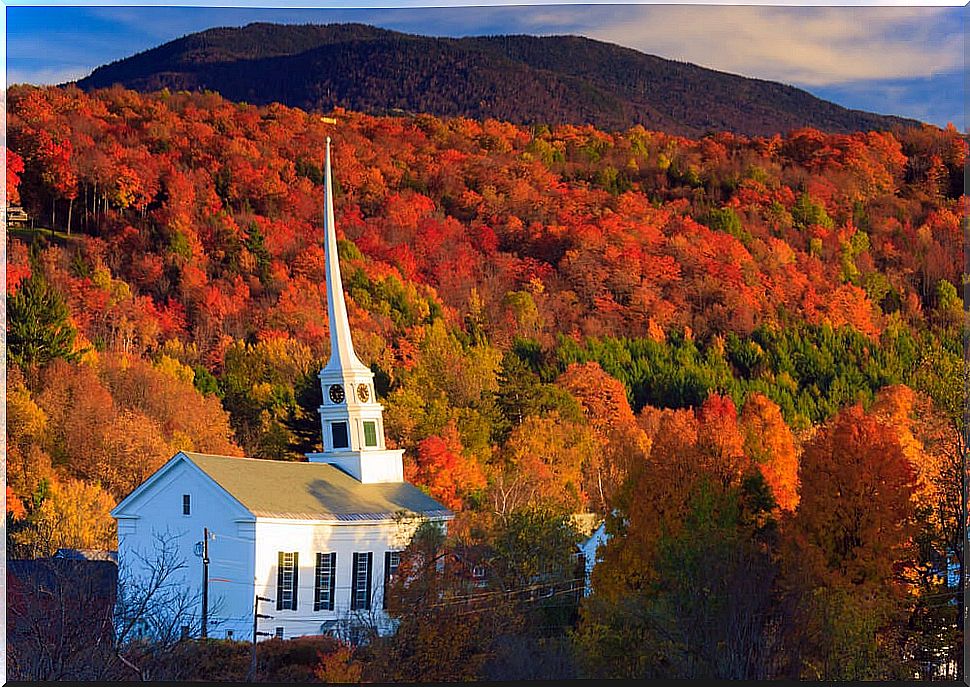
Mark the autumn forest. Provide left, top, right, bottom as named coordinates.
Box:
left=5, top=83, right=967, bottom=679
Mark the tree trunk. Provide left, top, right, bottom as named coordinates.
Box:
left=67, top=197, right=74, bottom=236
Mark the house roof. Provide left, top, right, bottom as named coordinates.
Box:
left=182, top=452, right=452, bottom=522
left=8, top=559, right=118, bottom=599
left=54, top=548, right=118, bottom=562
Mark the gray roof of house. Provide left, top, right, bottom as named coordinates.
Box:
left=182, top=452, right=452, bottom=522
left=54, top=548, right=118, bottom=562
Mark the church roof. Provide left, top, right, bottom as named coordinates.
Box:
left=182, top=452, right=452, bottom=522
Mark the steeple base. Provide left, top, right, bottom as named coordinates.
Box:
left=306, top=449, right=405, bottom=484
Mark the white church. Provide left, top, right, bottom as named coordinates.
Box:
left=111, top=139, right=452, bottom=642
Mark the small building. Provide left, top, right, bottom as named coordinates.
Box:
left=6, top=205, right=30, bottom=228
left=577, top=520, right=609, bottom=596
left=111, top=138, right=452, bottom=642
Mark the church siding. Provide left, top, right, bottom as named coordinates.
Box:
left=253, top=516, right=425, bottom=639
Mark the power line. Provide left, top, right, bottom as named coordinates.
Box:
left=209, top=558, right=250, bottom=567
left=205, top=530, right=257, bottom=543
left=204, top=575, right=586, bottom=600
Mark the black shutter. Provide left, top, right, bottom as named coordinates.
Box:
left=314, top=554, right=322, bottom=612
left=328, top=553, right=336, bottom=611
left=351, top=552, right=360, bottom=610
left=383, top=551, right=391, bottom=610
left=292, top=552, right=299, bottom=611
left=365, top=552, right=373, bottom=610
left=276, top=552, right=284, bottom=611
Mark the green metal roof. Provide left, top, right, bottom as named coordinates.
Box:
left=182, top=452, right=451, bottom=522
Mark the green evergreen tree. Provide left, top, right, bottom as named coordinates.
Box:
left=7, top=271, right=79, bottom=374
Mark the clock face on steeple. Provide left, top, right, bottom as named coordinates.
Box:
left=328, top=384, right=345, bottom=404
left=356, top=384, right=370, bottom=403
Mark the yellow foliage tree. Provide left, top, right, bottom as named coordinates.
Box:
left=11, top=477, right=116, bottom=557
left=6, top=371, right=55, bottom=497
left=491, top=412, right=599, bottom=515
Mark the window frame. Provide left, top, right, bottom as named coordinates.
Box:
left=383, top=551, right=401, bottom=609
left=350, top=552, right=373, bottom=611
left=362, top=420, right=379, bottom=448
left=182, top=494, right=191, bottom=516
left=314, top=552, right=337, bottom=611
left=276, top=551, right=299, bottom=611
left=331, top=421, right=349, bottom=449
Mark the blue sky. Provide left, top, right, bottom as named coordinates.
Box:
left=5, top=3, right=965, bottom=129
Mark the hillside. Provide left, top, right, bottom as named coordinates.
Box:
left=6, top=84, right=965, bottom=680
left=74, top=22, right=920, bottom=137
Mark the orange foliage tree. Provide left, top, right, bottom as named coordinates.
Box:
left=782, top=403, right=918, bottom=679
left=740, top=393, right=800, bottom=511
left=791, top=403, right=916, bottom=588
left=558, top=361, right=650, bottom=512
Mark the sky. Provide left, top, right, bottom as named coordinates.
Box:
left=5, top=2, right=965, bottom=130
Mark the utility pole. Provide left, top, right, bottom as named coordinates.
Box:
left=961, top=210, right=968, bottom=685
left=961, top=435, right=967, bottom=685
left=201, top=527, right=210, bottom=640
left=961, top=361, right=968, bottom=684
left=248, top=594, right=273, bottom=682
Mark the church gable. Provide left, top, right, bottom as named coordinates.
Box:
left=110, top=452, right=253, bottom=522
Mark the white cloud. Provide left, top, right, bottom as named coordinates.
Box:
left=7, top=66, right=90, bottom=86
left=585, top=6, right=961, bottom=86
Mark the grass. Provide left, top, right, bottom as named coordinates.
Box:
left=7, top=225, right=81, bottom=248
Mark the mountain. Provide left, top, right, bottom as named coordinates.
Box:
left=75, top=22, right=919, bottom=137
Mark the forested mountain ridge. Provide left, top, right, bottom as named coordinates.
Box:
left=5, top=84, right=965, bottom=679
left=74, top=22, right=920, bottom=137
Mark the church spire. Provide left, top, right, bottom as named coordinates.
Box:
left=322, top=137, right=369, bottom=376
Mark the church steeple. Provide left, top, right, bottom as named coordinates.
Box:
left=306, top=138, right=404, bottom=484
left=321, top=137, right=370, bottom=377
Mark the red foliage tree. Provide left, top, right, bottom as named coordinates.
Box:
left=405, top=421, right=485, bottom=511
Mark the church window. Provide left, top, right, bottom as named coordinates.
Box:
left=331, top=422, right=349, bottom=449
left=363, top=421, right=378, bottom=448
left=277, top=552, right=299, bottom=611
left=314, top=552, right=337, bottom=611
left=351, top=552, right=372, bottom=610
left=383, top=551, right=401, bottom=609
